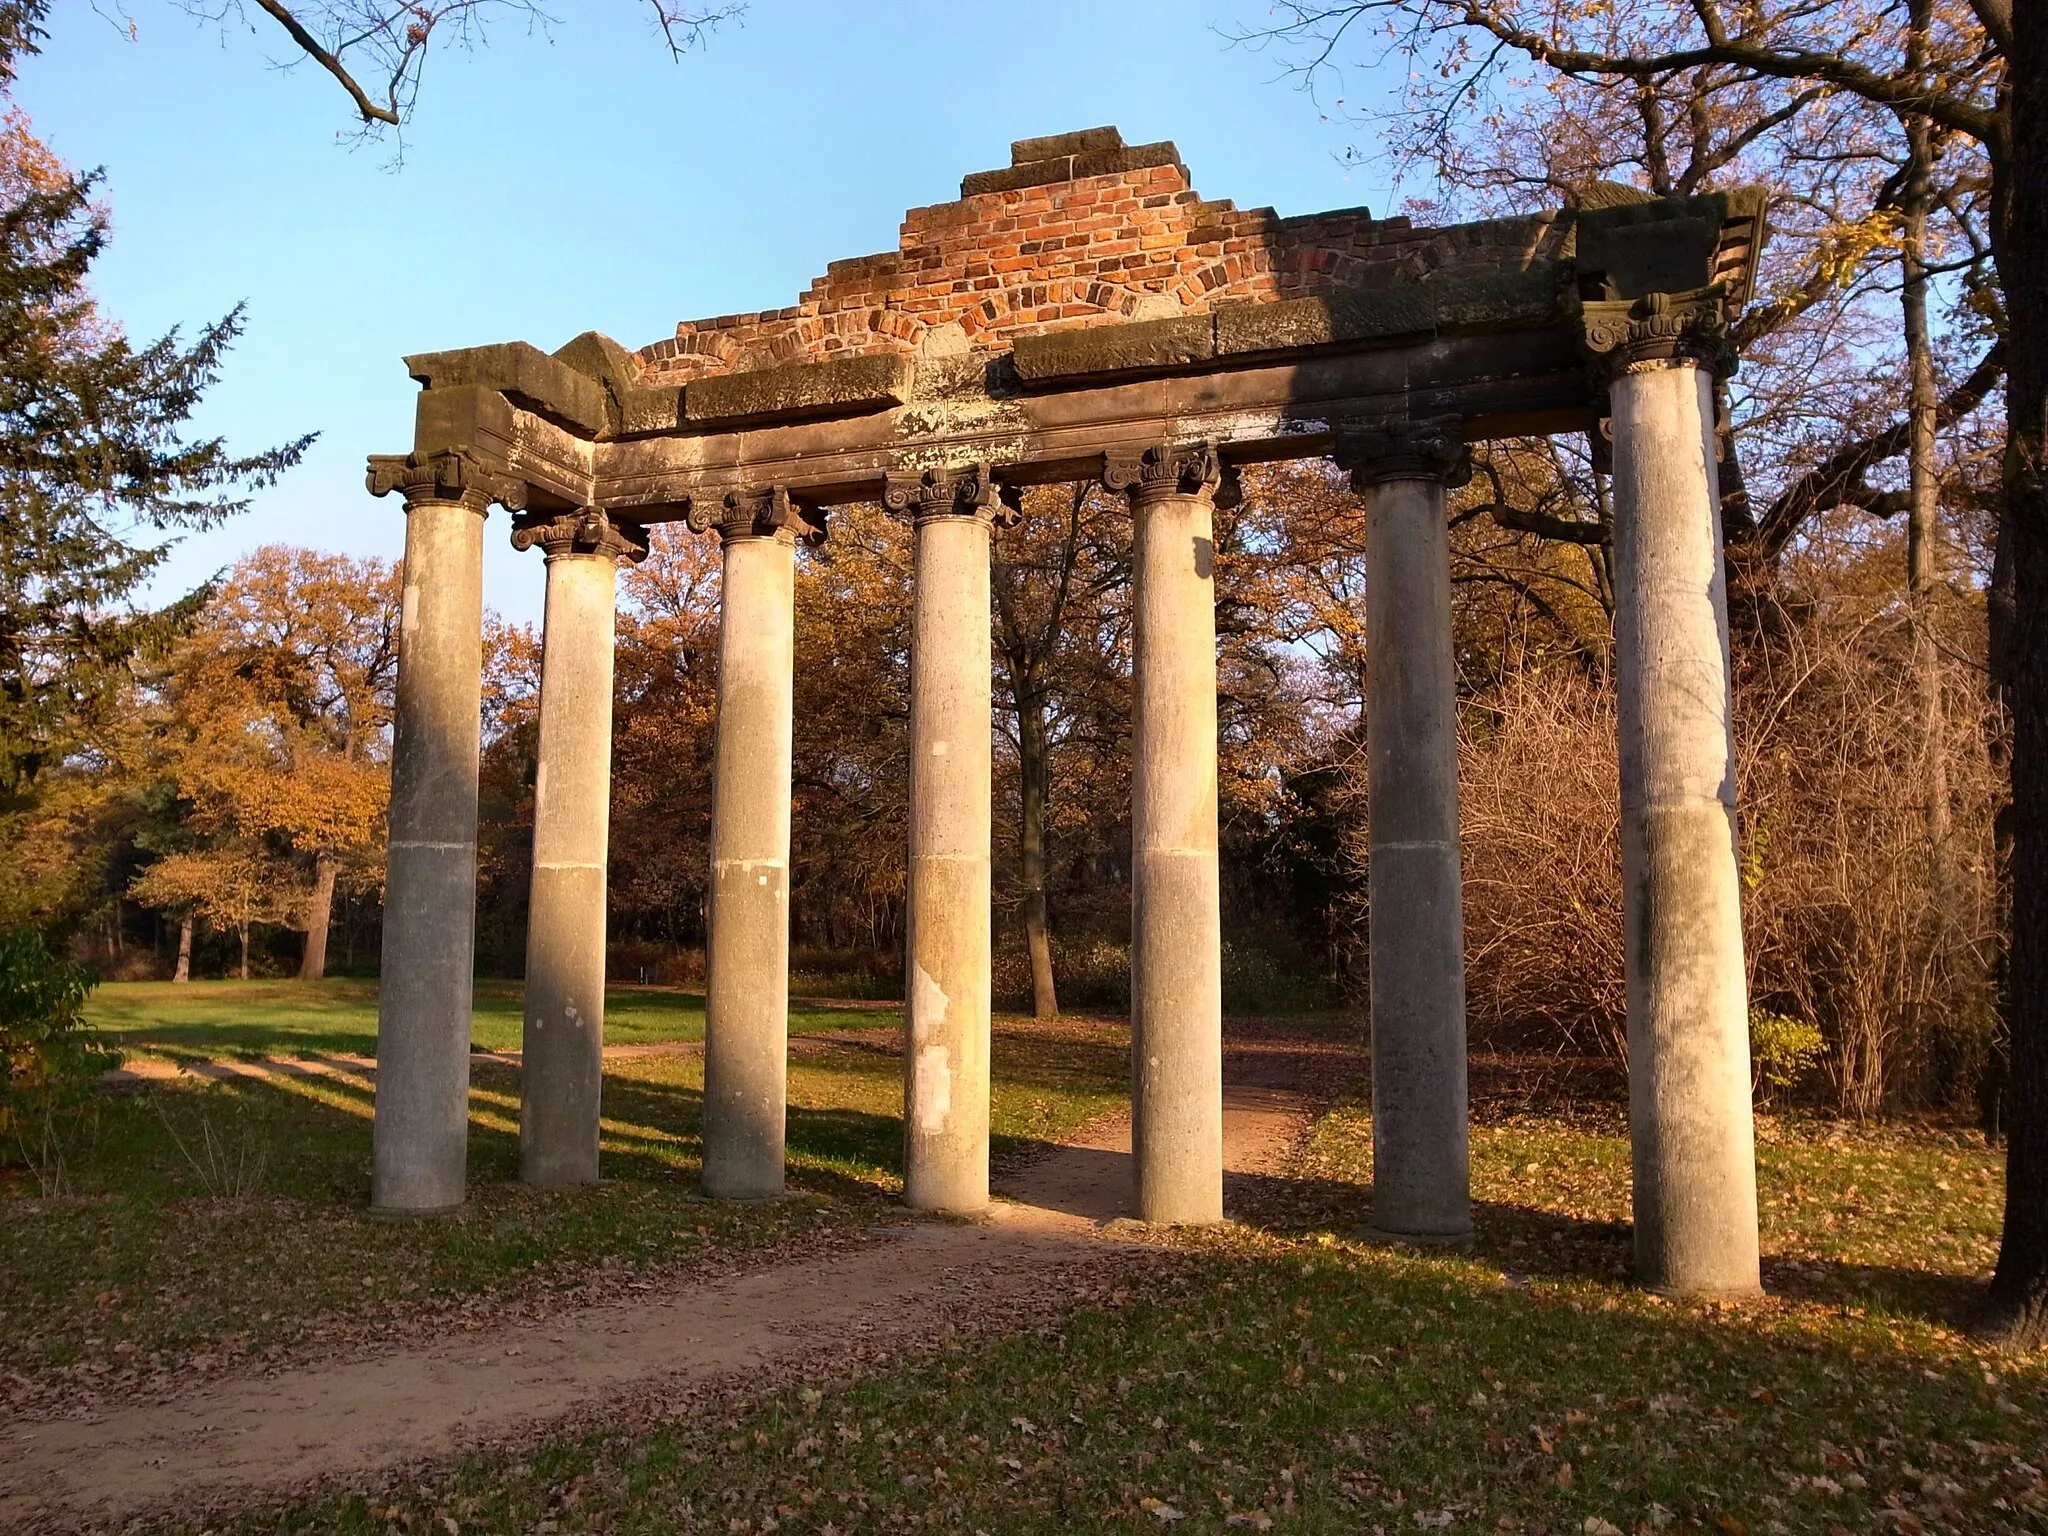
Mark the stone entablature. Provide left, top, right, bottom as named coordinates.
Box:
left=386, top=128, right=1764, bottom=521
left=633, top=127, right=1565, bottom=383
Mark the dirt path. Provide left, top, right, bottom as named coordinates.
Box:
left=3, top=1040, right=1348, bottom=1532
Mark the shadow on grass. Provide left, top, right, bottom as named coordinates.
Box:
left=61, top=1056, right=906, bottom=1209
left=985, top=1141, right=1993, bottom=1334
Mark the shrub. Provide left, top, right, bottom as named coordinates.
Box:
left=0, top=927, right=118, bottom=1158
left=1749, top=1008, right=1826, bottom=1101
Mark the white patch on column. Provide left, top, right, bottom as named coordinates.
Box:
left=912, top=962, right=949, bottom=1030
left=915, top=1044, right=953, bottom=1125
left=930, top=740, right=950, bottom=757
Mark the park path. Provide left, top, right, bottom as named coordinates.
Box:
left=2, top=1035, right=1346, bottom=1533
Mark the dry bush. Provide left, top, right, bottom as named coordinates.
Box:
left=1423, top=599, right=2002, bottom=1117
left=1452, top=668, right=1627, bottom=1060
left=1738, top=599, right=2004, bottom=1116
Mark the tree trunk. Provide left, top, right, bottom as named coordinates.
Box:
left=1987, top=8, right=2048, bottom=1346
left=239, top=924, right=250, bottom=982
left=1018, top=691, right=1059, bottom=1019
left=1903, top=83, right=1956, bottom=902
left=173, top=913, right=193, bottom=984
left=299, top=853, right=337, bottom=982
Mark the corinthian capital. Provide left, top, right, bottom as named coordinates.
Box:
left=683, top=485, right=828, bottom=547
left=509, top=507, right=650, bottom=564
left=1102, top=442, right=1239, bottom=508
left=882, top=464, right=996, bottom=525
left=1332, top=416, right=1472, bottom=490
left=1580, top=287, right=1733, bottom=381
left=365, top=449, right=528, bottom=514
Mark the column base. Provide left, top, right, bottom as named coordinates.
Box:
left=1643, top=1280, right=1766, bottom=1301
left=1353, top=1224, right=1474, bottom=1249
left=702, top=1185, right=796, bottom=1206
left=905, top=1198, right=992, bottom=1218
left=367, top=1202, right=465, bottom=1223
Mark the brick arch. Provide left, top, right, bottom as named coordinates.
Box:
left=959, top=283, right=1150, bottom=342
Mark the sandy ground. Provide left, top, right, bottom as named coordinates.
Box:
left=2, top=1035, right=1348, bottom=1532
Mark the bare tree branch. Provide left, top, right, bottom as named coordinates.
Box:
left=175, top=1, right=741, bottom=139
left=1752, top=339, right=2007, bottom=557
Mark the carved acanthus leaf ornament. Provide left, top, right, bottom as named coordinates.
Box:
left=1580, top=287, right=1733, bottom=380
left=1332, top=415, right=1474, bottom=489
left=882, top=463, right=998, bottom=525
left=509, top=507, right=650, bottom=564
left=1102, top=441, right=1240, bottom=507
left=365, top=449, right=528, bottom=514
left=683, top=485, right=828, bottom=547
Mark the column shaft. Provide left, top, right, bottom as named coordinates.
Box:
left=520, top=551, right=620, bottom=1188
left=1362, top=472, right=1472, bottom=1239
left=1611, top=362, right=1760, bottom=1296
left=1129, top=482, right=1223, bottom=1226
left=903, top=514, right=993, bottom=1213
left=702, top=533, right=797, bottom=1200
left=372, top=497, right=487, bottom=1214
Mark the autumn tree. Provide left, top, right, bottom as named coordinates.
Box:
left=991, top=484, right=1133, bottom=1017
left=128, top=547, right=397, bottom=980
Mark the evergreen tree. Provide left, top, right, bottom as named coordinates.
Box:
left=0, top=0, right=309, bottom=827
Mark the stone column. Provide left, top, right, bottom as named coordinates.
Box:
left=512, top=508, right=648, bottom=1189
left=692, top=487, right=823, bottom=1201
left=1105, top=443, right=1229, bottom=1227
left=885, top=466, right=1001, bottom=1214
left=1335, top=418, right=1473, bottom=1242
left=1587, top=291, right=1760, bottom=1296
left=365, top=450, right=524, bottom=1216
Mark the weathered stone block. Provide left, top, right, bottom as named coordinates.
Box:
left=617, top=387, right=683, bottom=435
left=682, top=353, right=914, bottom=427
left=406, top=342, right=608, bottom=435
left=1213, top=288, right=1434, bottom=356
left=1011, top=127, right=1123, bottom=163
left=1429, top=267, right=1566, bottom=333
left=1010, top=312, right=1214, bottom=382
left=1576, top=191, right=1763, bottom=299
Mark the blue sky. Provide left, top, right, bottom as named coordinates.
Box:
left=23, top=1, right=1401, bottom=624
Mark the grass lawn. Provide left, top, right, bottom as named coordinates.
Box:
left=82, top=978, right=896, bottom=1058
left=0, top=1020, right=1130, bottom=1413
left=229, top=1092, right=2046, bottom=1536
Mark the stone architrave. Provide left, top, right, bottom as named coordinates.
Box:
left=690, top=486, right=826, bottom=1201
left=1103, top=442, right=1232, bottom=1226
left=883, top=465, right=1006, bottom=1214
left=365, top=449, right=526, bottom=1216
left=511, top=507, right=650, bottom=1189
left=1334, top=415, right=1474, bottom=1243
left=1584, top=288, right=1761, bottom=1297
